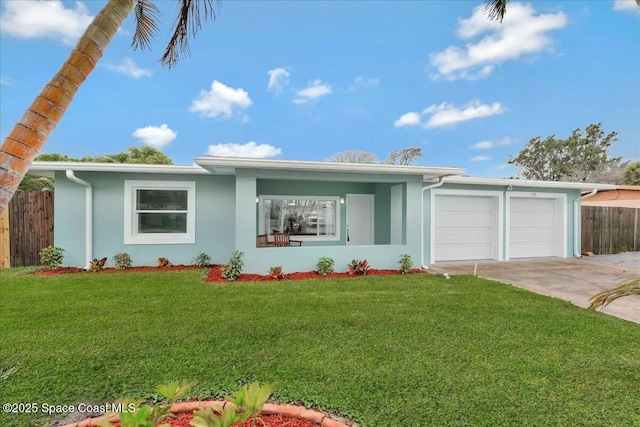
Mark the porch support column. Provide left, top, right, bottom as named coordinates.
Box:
left=404, top=179, right=423, bottom=263
left=235, top=173, right=257, bottom=251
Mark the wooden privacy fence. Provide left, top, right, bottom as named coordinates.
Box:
left=0, top=191, right=54, bottom=267
left=581, top=206, right=639, bottom=255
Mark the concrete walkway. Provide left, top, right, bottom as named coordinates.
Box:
left=430, top=254, right=640, bottom=324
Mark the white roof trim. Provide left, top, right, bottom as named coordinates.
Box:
left=29, top=161, right=209, bottom=175
left=443, top=176, right=618, bottom=191
left=194, top=156, right=464, bottom=178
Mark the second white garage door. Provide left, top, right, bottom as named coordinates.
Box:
left=434, top=195, right=499, bottom=261
left=508, top=197, right=563, bottom=258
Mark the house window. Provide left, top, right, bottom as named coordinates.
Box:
left=124, top=180, right=196, bottom=244
left=259, top=196, right=340, bottom=241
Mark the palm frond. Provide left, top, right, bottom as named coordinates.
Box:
left=161, top=0, right=219, bottom=68
left=483, top=0, right=508, bottom=22
left=131, top=0, right=161, bottom=51
left=588, top=278, right=640, bottom=310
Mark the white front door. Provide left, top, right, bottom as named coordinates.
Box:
left=346, top=194, right=374, bottom=245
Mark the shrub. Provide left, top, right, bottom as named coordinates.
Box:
left=157, top=257, right=173, bottom=268
left=90, top=257, right=108, bottom=271
left=269, top=266, right=284, bottom=280
left=39, top=246, right=65, bottom=269
left=113, top=252, right=132, bottom=270
left=221, top=250, right=244, bottom=281
left=225, top=381, right=274, bottom=427
left=317, top=256, right=335, bottom=275
left=193, top=252, right=212, bottom=268
left=348, top=259, right=370, bottom=275
left=398, top=254, right=413, bottom=275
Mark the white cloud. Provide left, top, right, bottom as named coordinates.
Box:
left=469, top=137, right=513, bottom=149
left=206, top=141, right=282, bottom=158
left=293, top=79, right=332, bottom=104
left=430, top=3, right=567, bottom=80
left=0, top=76, right=11, bottom=86
left=471, top=155, right=491, bottom=162
left=0, top=0, right=94, bottom=44
left=132, top=124, right=177, bottom=148
left=424, top=100, right=505, bottom=128
left=347, top=76, right=380, bottom=92
left=613, top=0, right=640, bottom=14
left=394, top=100, right=505, bottom=129
left=267, top=68, right=290, bottom=94
left=190, top=81, right=252, bottom=118
left=105, top=58, right=152, bottom=79
left=393, top=112, right=421, bottom=128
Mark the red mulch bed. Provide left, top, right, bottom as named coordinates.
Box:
left=156, top=412, right=319, bottom=427
left=34, top=265, right=201, bottom=276
left=33, top=265, right=427, bottom=282
left=207, top=265, right=427, bottom=283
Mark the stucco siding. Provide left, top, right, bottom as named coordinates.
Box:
left=54, top=171, right=235, bottom=267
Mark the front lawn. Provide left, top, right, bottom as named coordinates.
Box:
left=0, top=268, right=638, bottom=426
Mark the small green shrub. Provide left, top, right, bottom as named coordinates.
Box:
left=225, top=381, right=274, bottom=427
left=348, top=259, right=370, bottom=275
left=221, top=250, right=244, bottom=281
left=398, top=254, right=413, bottom=275
left=39, top=246, right=65, bottom=269
left=113, top=252, right=132, bottom=270
left=97, top=380, right=197, bottom=427
left=190, top=405, right=239, bottom=427
left=317, top=256, right=335, bottom=275
left=193, top=252, right=212, bottom=268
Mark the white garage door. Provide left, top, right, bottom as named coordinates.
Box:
left=434, top=195, right=496, bottom=261
left=509, top=197, right=559, bottom=258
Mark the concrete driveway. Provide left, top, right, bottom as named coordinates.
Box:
left=430, top=253, right=640, bottom=324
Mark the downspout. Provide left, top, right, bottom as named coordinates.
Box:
left=421, top=176, right=447, bottom=270
left=574, top=188, right=598, bottom=258
left=65, top=170, right=92, bottom=269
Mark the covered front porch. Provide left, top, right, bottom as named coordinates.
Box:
left=195, top=156, right=462, bottom=273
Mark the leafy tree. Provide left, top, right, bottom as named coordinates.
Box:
left=84, top=146, right=173, bottom=165
left=18, top=146, right=173, bottom=191
left=623, top=161, right=640, bottom=185
left=0, top=0, right=218, bottom=213
left=508, top=123, right=620, bottom=182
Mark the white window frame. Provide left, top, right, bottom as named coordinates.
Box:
left=258, top=195, right=341, bottom=242
left=124, top=180, right=196, bottom=244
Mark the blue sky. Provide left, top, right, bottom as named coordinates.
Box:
left=1, top=0, right=639, bottom=177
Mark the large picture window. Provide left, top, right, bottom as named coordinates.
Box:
left=124, top=181, right=196, bottom=244
left=259, top=196, right=340, bottom=241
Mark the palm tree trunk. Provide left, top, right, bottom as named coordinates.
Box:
left=0, top=0, right=137, bottom=213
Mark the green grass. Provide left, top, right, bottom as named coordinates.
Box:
left=1, top=268, right=639, bottom=427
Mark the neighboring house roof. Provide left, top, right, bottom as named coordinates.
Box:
left=581, top=186, right=640, bottom=208
left=442, top=176, right=617, bottom=192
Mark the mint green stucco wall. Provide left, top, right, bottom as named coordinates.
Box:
left=422, top=183, right=582, bottom=264
left=54, top=171, right=235, bottom=268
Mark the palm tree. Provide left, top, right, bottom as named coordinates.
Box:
left=0, top=0, right=218, bottom=213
